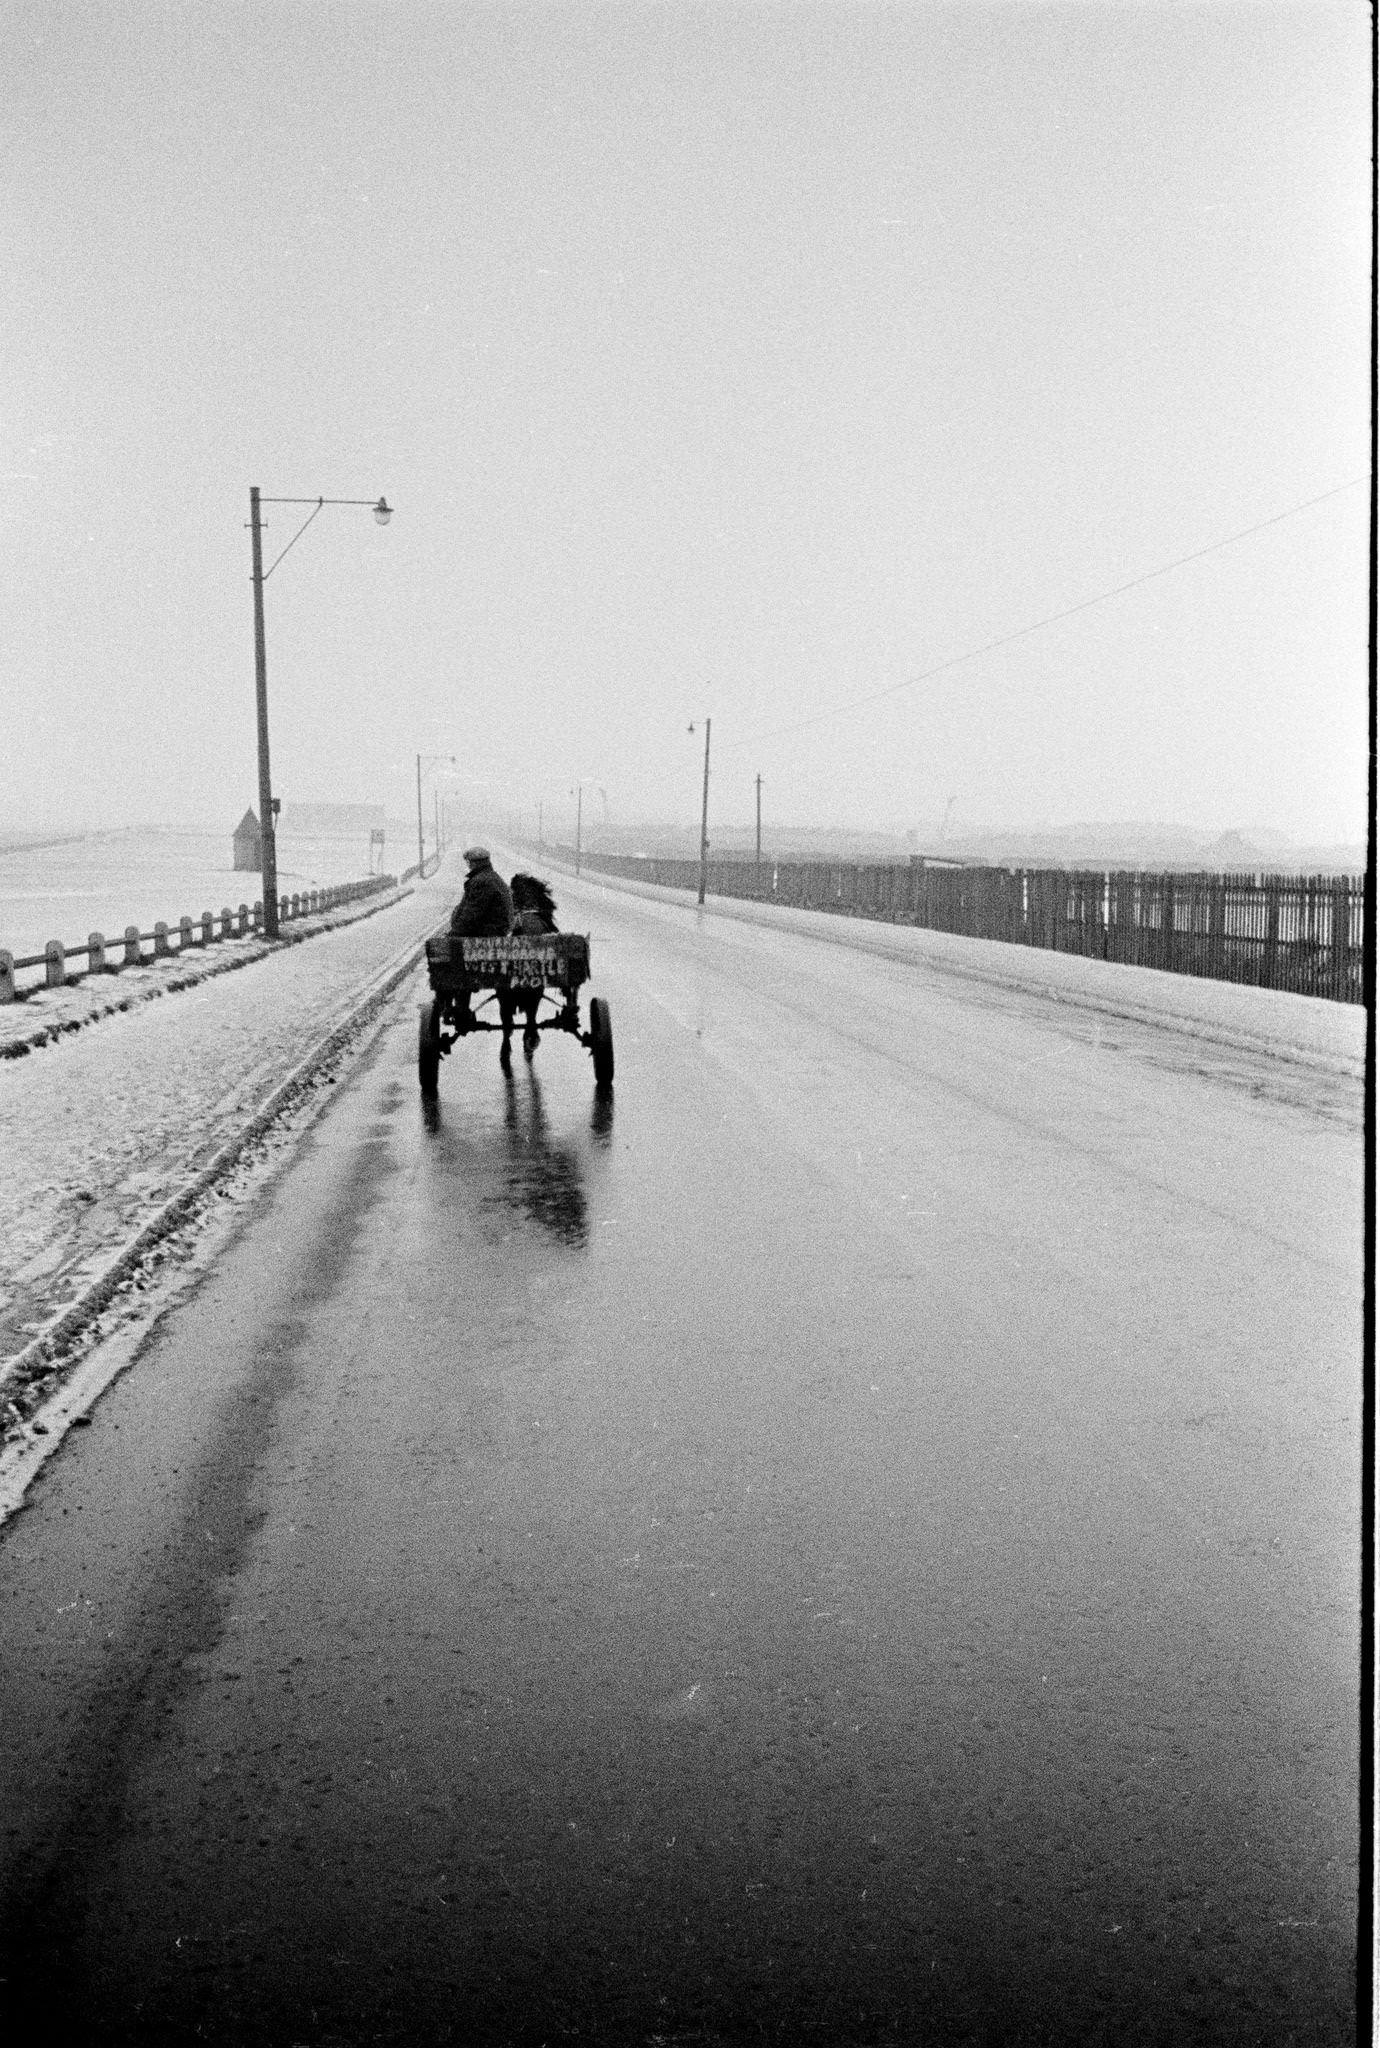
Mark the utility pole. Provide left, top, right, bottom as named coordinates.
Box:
left=755, top=773, right=763, bottom=871
left=416, top=755, right=425, bottom=873
left=575, top=787, right=583, bottom=875
left=434, top=789, right=440, bottom=862
left=249, top=488, right=280, bottom=938
left=698, top=716, right=711, bottom=906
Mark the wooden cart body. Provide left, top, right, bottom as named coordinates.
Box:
left=425, top=931, right=590, bottom=996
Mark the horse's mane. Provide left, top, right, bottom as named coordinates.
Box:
left=510, top=872, right=557, bottom=926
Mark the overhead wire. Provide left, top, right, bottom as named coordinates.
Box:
left=724, top=475, right=1368, bottom=754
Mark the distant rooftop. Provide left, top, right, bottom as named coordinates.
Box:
left=276, top=801, right=386, bottom=836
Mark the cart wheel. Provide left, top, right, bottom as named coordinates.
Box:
left=418, top=998, right=441, bottom=1098
left=589, top=996, right=614, bottom=1091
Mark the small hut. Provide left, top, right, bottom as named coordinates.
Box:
left=232, top=808, right=261, bottom=871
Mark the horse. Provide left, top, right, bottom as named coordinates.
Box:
left=507, top=873, right=558, bottom=1055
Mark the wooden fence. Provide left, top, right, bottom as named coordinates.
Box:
left=554, top=851, right=1367, bottom=1006
left=0, top=874, right=399, bottom=1002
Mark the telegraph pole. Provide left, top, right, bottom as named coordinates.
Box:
left=249, top=488, right=280, bottom=938
left=755, top=773, right=763, bottom=871
left=698, top=716, right=711, bottom=906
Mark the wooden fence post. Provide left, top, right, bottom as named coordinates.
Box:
left=124, top=925, right=142, bottom=966
left=179, top=916, right=194, bottom=951
left=200, top=911, right=214, bottom=946
left=88, top=932, right=107, bottom=974
left=237, top=904, right=249, bottom=936
left=154, top=921, right=171, bottom=957
left=45, top=940, right=65, bottom=987
left=0, top=951, right=13, bottom=1003
left=1263, top=883, right=1280, bottom=989
left=1330, top=880, right=1352, bottom=1002
left=1209, top=879, right=1225, bottom=980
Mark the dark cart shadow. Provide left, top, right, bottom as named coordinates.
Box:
left=495, top=1068, right=588, bottom=1245
left=421, top=1066, right=614, bottom=1250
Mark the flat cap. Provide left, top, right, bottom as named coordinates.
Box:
left=463, top=845, right=491, bottom=864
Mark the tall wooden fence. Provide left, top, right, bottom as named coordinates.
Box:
left=553, top=850, right=1367, bottom=1006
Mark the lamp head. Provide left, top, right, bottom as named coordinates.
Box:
left=374, top=498, right=393, bottom=526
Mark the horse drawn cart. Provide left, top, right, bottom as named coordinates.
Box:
left=419, top=931, right=613, bottom=1096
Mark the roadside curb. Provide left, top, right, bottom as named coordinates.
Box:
left=0, top=918, right=438, bottom=1413
left=0, top=886, right=415, bottom=1061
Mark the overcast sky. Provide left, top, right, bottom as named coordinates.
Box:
left=3, top=0, right=1370, bottom=845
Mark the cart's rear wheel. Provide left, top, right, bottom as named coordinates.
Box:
left=589, top=996, right=614, bottom=1092
left=418, top=998, right=441, bottom=1097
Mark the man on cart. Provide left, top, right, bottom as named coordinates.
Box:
left=448, top=847, right=516, bottom=1053
left=449, top=846, right=514, bottom=937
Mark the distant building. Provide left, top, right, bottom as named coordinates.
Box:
left=232, top=803, right=385, bottom=881
left=273, top=801, right=387, bottom=885
left=232, top=808, right=261, bottom=871
left=276, top=801, right=386, bottom=841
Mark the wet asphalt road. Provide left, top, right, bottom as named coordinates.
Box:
left=0, top=874, right=1361, bottom=2045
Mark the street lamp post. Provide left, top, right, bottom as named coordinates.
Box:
left=248, top=488, right=391, bottom=938
left=568, top=780, right=598, bottom=875
left=685, top=719, right=712, bottom=905
left=249, top=489, right=275, bottom=927
left=697, top=717, right=711, bottom=906
left=416, top=753, right=456, bottom=876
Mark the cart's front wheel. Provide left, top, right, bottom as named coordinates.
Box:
left=589, top=996, right=614, bottom=1092
left=418, top=998, right=441, bottom=1097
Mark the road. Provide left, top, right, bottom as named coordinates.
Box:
left=0, top=871, right=1361, bottom=2045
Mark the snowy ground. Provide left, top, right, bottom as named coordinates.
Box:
left=0, top=825, right=395, bottom=967
left=0, top=883, right=409, bottom=1058
left=0, top=863, right=457, bottom=1395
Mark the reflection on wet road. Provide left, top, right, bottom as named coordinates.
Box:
left=423, top=1063, right=614, bottom=1248
left=0, top=872, right=1361, bottom=2047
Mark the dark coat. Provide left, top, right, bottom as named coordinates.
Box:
left=450, top=860, right=514, bottom=936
